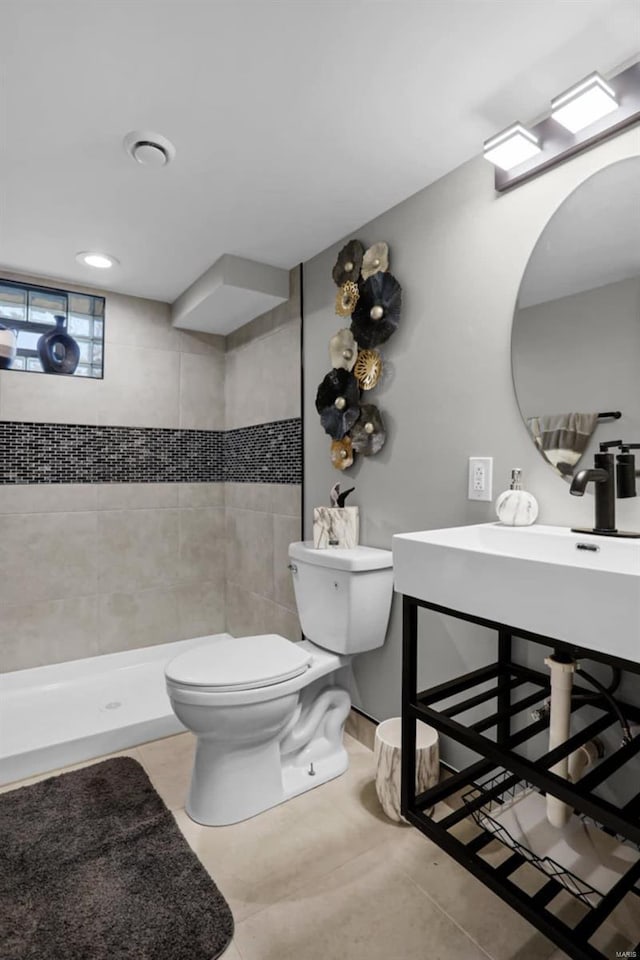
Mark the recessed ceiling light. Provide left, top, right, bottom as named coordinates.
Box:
left=551, top=72, right=618, bottom=134
left=483, top=122, right=541, bottom=171
left=76, top=251, right=119, bottom=269
left=123, top=130, right=176, bottom=167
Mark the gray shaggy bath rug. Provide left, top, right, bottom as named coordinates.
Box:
left=0, top=757, right=234, bottom=960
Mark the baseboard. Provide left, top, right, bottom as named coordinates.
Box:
left=345, top=707, right=377, bottom=751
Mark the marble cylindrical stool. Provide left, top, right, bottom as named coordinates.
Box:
left=374, top=718, right=439, bottom=823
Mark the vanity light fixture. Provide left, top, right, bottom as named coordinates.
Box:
left=483, top=123, right=541, bottom=172
left=485, top=59, right=640, bottom=192
left=75, top=252, right=119, bottom=269
left=551, top=72, right=618, bottom=133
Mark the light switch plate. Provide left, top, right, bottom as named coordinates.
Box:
left=468, top=457, right=493, bottom=501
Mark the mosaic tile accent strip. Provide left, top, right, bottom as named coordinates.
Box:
left=225, top=418, right=302, bottom=484
left=0, top=418, right=301, bottom=485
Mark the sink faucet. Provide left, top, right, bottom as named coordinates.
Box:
left=570, top=441, right=640, bottom=538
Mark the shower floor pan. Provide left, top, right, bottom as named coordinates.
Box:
left=0, top=634, right=231, bottom=786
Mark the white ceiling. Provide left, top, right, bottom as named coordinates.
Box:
left=1, top=0, right=638, bottom=304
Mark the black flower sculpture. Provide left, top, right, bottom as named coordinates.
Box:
left=332, top=239, right=364, bottom=286
left=351, top=404, right=386, bottom=456
left=350, top=272, right=402, bottom=349
left=315, top=368, right=360, bottom=440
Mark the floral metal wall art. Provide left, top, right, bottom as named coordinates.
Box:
left=316, top=239, right=400, bottom=470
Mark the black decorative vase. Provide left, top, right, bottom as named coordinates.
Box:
left=37, top=315, right=80, bottom=374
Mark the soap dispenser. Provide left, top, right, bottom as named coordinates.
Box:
left=496, top=468, right=539, bottom=526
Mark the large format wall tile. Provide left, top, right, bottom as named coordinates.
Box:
left=0, top=483, right=99, bottom=514
left=225, top=316, right=300, bottom=430
left=0, top=367, right=102, bottom=425
left=226, top=508, right=274, bottom=600
left=0, top=595, right=100, bottom=671
left=97, top=587, right=180, bottom=655
left=273, top=513, right=301, bottom=611
left=105, top=293, right=180, bottom=352
left=99, top=343, right=181, bottom=428
left=226, top=582, right=300, bottom=643
left=179, top=351, right=225, bottom=430
left=96, top=508, right=180, bottom=594
left=96, top=483, right=179, bottom=511
left=175, top=579, right=225, bottom=638
left=0, top=494, right=229, bottom=671
left=178, top=482, right=225, bottom=508
left=179, top=507, right=225, bottom=583
left=0, top=512, right=99, bottom=605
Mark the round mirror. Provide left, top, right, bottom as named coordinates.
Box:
left=512, top=157, right=640, bottom=481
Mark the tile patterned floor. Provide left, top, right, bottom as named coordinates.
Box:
left=2, top=733, right=636, bottom=960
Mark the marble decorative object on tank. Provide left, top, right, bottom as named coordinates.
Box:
left=361, top=242, right=389, bottom=280
left=332, top=239, right=364, bottom=286
left=350, top=272, right=402, bottom=349
left=374, top=718, right=439, bottom=823
left=313, top=505, right=359, bottom=548
left=329, top=328, right=358, bottom=371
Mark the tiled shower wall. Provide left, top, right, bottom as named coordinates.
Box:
left=224, top=268, right=302, bottom=643
left=0, top=269, right=301, bottom=671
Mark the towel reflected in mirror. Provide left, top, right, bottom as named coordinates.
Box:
left=527, top=413, right=599, bottom=477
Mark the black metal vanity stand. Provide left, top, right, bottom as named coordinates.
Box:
left=400, top=595, right=640, bottom=960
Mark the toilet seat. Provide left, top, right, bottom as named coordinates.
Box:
left=165, top=634, right=312, bottom=692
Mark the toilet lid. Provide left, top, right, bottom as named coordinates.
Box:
left=165, top=634, right=313, bottom=691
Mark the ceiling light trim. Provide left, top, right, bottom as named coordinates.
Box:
left=76, top=251, right=119, bottom=269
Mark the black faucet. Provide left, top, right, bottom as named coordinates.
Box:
left=570, top=441, right=640, bottom=538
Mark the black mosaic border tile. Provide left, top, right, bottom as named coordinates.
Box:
left=0, top=418, right=301, bottom=485
left=225, top=418, right=302, bottom=485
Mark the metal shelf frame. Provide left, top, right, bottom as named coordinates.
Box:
left=400, top=593, right=640, bottom=960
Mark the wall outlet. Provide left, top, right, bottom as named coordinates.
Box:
left=468, top=457, right=493, bottom=501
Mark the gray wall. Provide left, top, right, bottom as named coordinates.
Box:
left=0, top=271, right=226, bottom=671
left=303, top=127, right=640, bottom=760
left=513, top=275, right=640, bottom=466
left=224, top=269, right=302, bottom=642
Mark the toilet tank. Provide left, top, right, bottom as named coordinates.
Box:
left=288, top=541, right=393, bottom=654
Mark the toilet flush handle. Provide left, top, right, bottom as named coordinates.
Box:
left=287, top=562, right=298, bottom=574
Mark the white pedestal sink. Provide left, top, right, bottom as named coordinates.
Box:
left=393, top=523, right=640, bottom=666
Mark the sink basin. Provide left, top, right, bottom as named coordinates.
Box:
left=393, top=523, right=640, bottom=665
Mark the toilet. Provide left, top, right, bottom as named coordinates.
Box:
left=165, top=541, right=393, bottom=825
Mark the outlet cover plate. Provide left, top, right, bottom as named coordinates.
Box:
left=468, top=457, right=493, bottom=501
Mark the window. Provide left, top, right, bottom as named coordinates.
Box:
left=0, top=279, right=105, bottom=378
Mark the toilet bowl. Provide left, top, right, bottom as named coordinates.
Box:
left=166, top=542, right=393, bottom=825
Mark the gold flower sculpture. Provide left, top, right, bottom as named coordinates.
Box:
left=335, top=281, right=360, bottom=318
left=353, top=349, right=383, bottom=390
